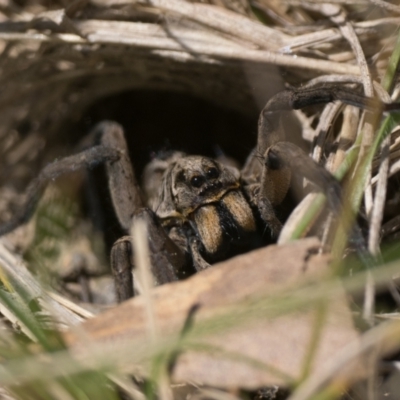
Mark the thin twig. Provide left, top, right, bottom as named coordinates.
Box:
left=368, top=136, right=390, bottom=254
left=372, top=158, right=400, bottom=184
left=324, top=4, right=376, bottom=325
left=0, top=29, right=362, bottom=76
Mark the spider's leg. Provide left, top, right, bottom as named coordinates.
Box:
left=256, top=82, right=395, bottom=154
left=111, top=236, right=134, bottom=302
left=256, top=194, right=283, bottom=237
left=95, top=121, right=144, bottom=231
left=111, top=208, right=185, bottom=302
left=0, top=143, right=119, bottom=236
left=0, top=121, right=146, bottom=237
left=189, top=237, right=211, bottom=272
left=266, top=142, right=342, bottom=213
left=243, top=83, right=368, bottom=237
left=252, top=82, right=382, bottom=213
left=242, top=183, right=282, bottom=237
left=140, top=208, right=184, bottom=284
left=253, top=83, right=384, bottom=252
left=267, top=142, right=373, bottom=264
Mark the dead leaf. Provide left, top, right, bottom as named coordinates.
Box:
left=64, top=238, right=362, bottom=389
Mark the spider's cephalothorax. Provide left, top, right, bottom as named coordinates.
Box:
left=149, top=155, right=258, bottom=261
left=0, top=82, right=396, bottom=302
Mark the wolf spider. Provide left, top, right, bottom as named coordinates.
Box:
left=0, top=82, right=396, bottom=302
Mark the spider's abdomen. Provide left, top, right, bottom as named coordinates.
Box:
left=193, top=190, right=256, bottom=258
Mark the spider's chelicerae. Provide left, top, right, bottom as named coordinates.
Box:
left=0, top=82, right=397, bottom=302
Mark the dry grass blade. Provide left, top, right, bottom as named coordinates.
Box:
left=132, top=219, right=158, bottom=342
left=0, top=27, right=361, bottom=76
left=325, top=5, right=373, bottom=96
left=368, top=137, right=390, bottom=253
left=0, top=240, right=83, bottom=328
left=144, top=0, right=288, bottom=48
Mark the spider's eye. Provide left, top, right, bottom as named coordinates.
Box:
left=206, top=167, right=219, bottom=179
left=190, top=175, right=205, bottom=188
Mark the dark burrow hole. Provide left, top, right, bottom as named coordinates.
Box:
left=70, top=90, right=259, bottom=171
left=66, top=90, right=259, bottom=251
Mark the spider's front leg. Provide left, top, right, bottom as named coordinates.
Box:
left=111, top=208, right=185, bottom=302
left=0, top=121, right=185, bottom=303
left=92, top=123, right=186, bottom=301
left=244, top=83, right=371, bottom=230
left=0, top=125, right=121, bottom=237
